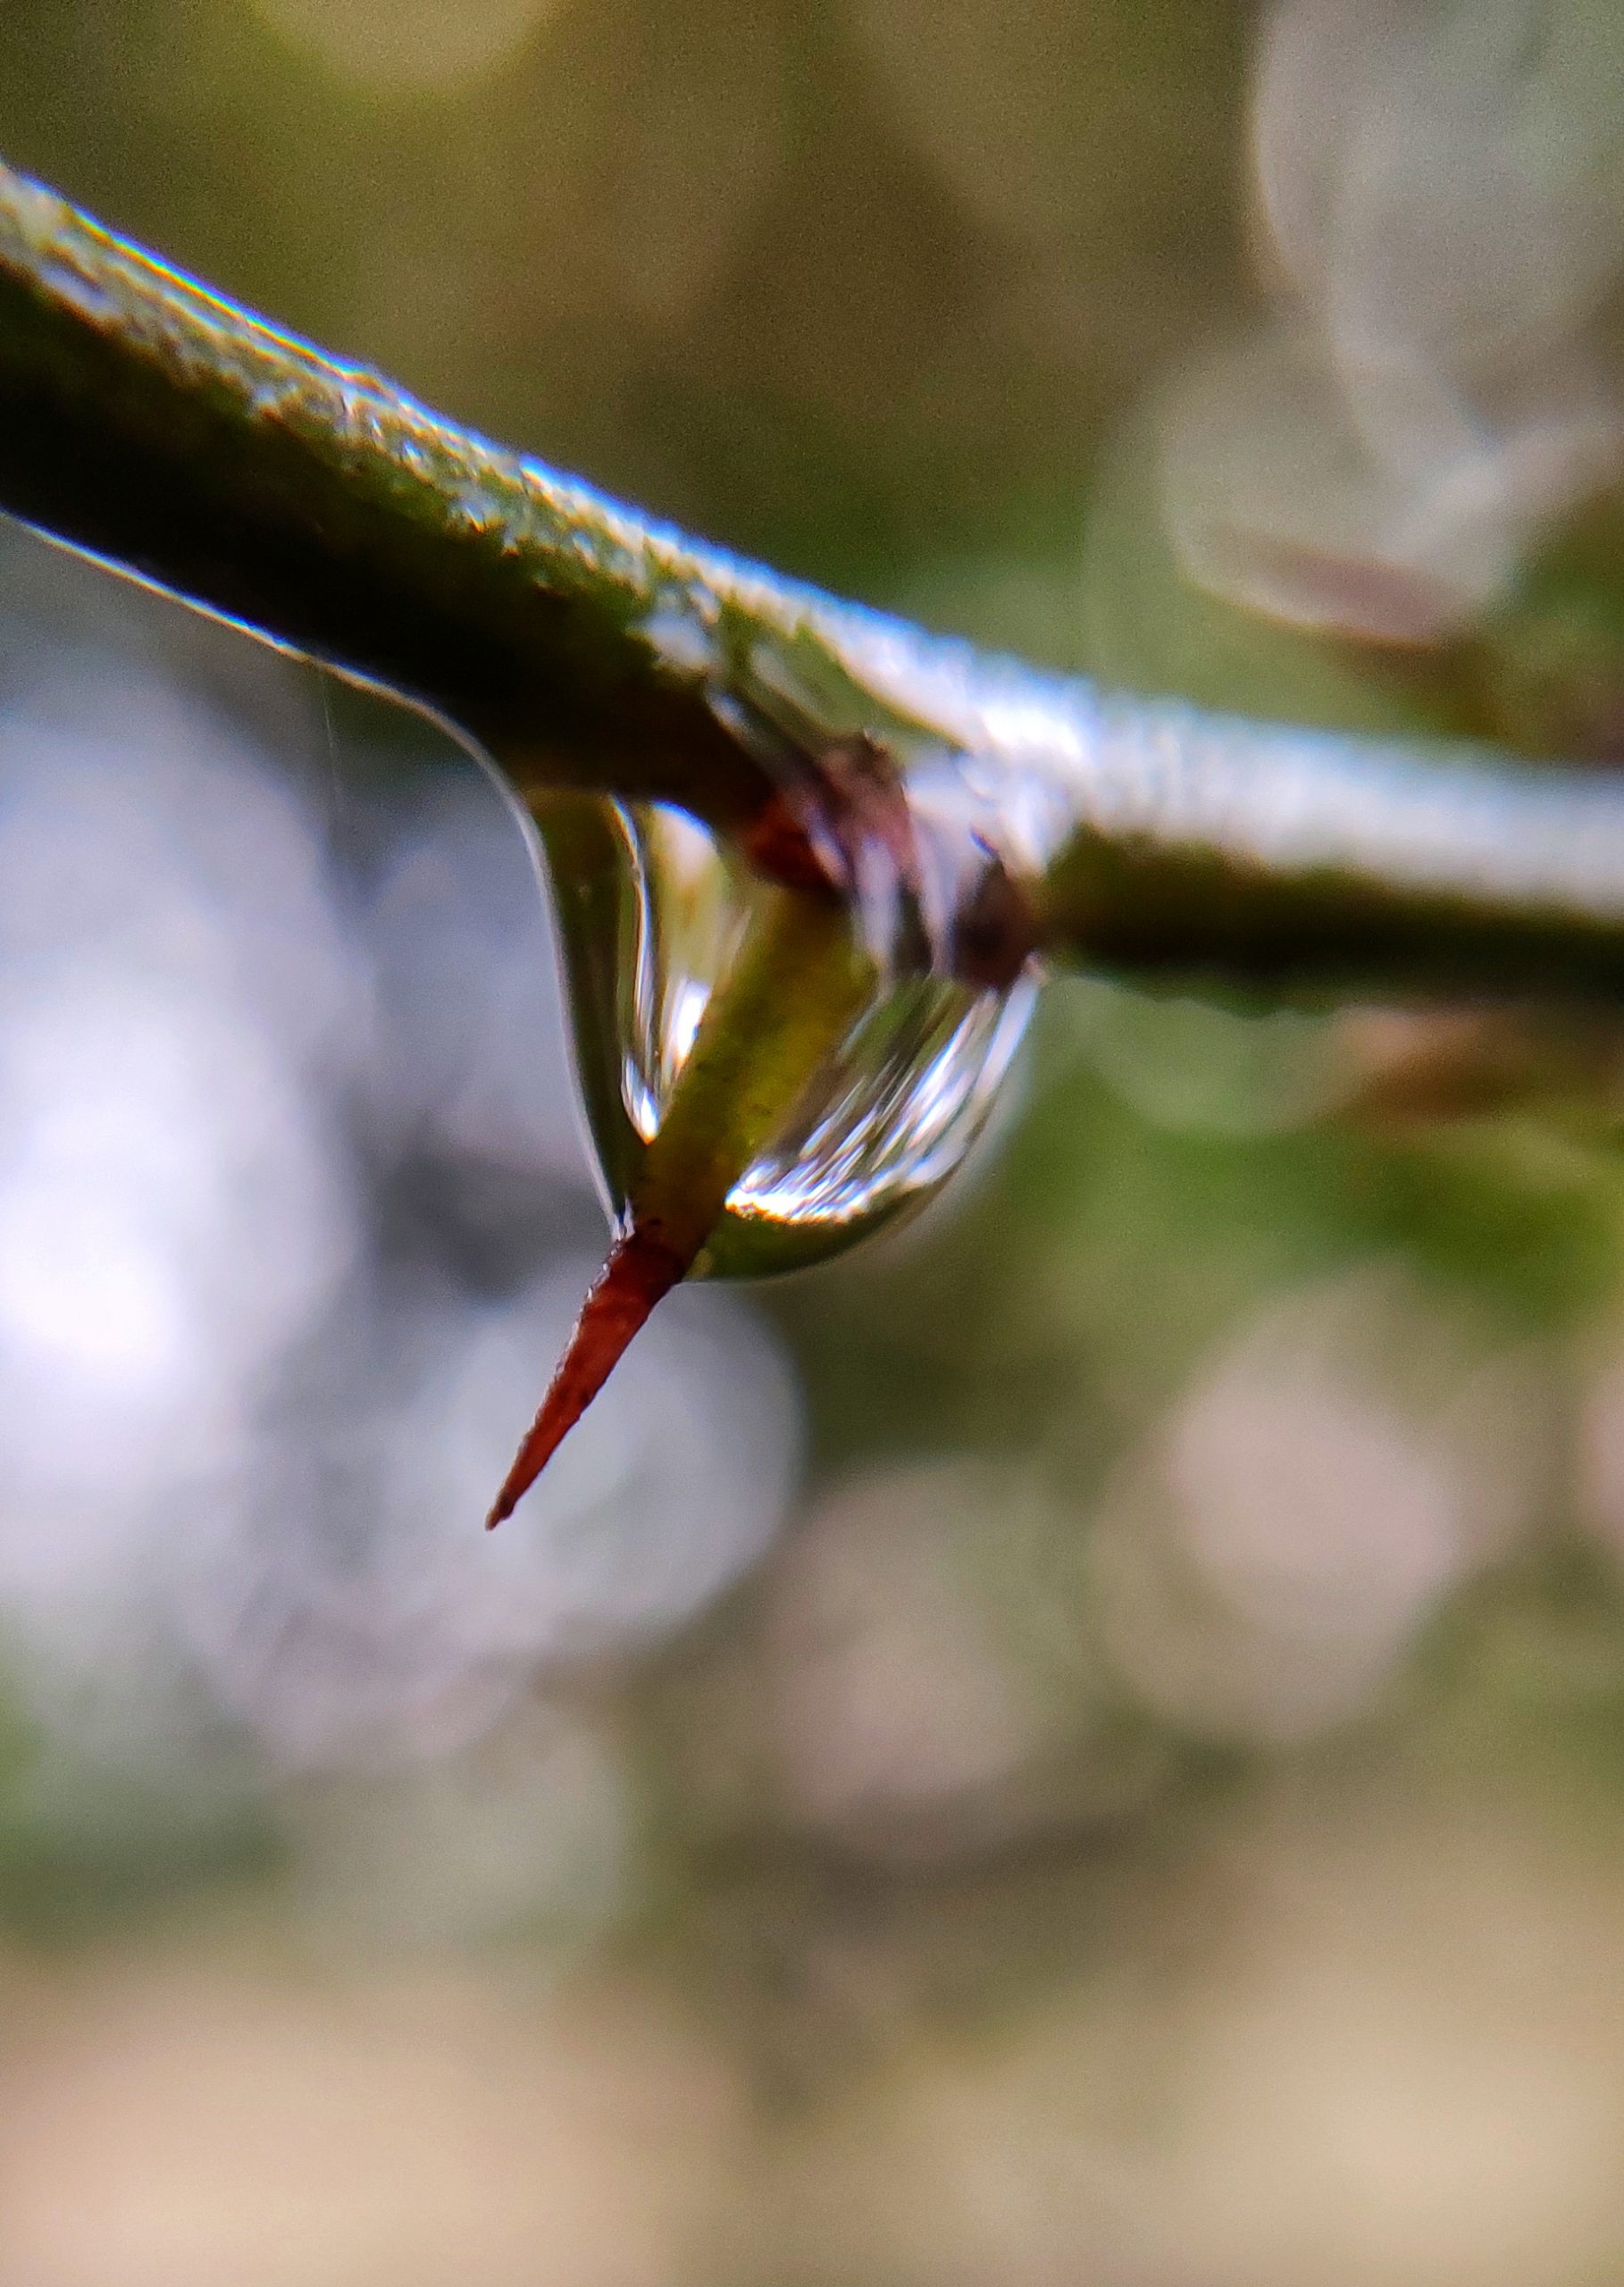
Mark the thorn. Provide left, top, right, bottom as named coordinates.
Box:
left=485, top=1223, right=691, bottom=1528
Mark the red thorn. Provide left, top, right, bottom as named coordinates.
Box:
left=485, top=1224, right=691, bottom=1528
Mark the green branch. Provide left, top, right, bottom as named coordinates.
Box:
left=5, top=154, right=1624, bottom=1002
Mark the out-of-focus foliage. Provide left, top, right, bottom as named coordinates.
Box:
left=4, top=4, right=1624, bottom=2283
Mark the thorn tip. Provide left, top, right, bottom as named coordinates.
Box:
left=484, top=1223, right=691, bottom=1527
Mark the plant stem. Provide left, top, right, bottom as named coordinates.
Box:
left=6, top=155, right=1624, bottom=1002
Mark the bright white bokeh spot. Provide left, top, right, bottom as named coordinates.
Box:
left=177, top=1260, right=800, bottom=1770
left=1161, top=0, right=1624, bottom=638
left=0, top=619, right=803, bottom=1789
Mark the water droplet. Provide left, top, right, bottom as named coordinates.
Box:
left=485, top=788, right=1035, bottom=1518
left=539, top=796, right=1037, bottom=1280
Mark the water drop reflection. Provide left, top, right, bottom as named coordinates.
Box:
left=540, top=799, right=1037, bottom=1278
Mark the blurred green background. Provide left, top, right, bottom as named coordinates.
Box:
left=4, top=3, right=1624, bottom=2283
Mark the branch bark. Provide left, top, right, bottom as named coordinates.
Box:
left=4, top=155, right=1624, bottom=1001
